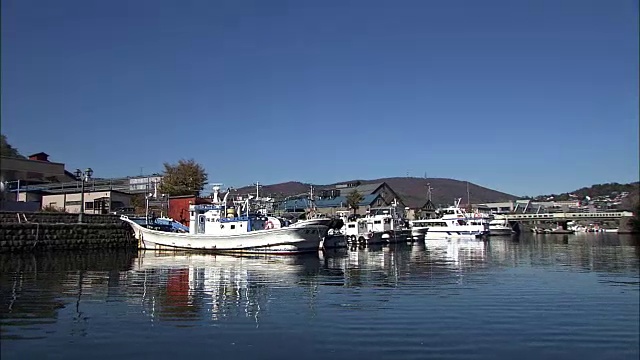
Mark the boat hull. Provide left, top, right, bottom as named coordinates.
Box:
left=384, top=229, right=412, bottom=243
left=411, top=227, right=428, bottom=240
left=123, top=217, right=325, bottom=255
left=322, top=235, right=348, bottom=249
left=489, top=226, right=514, bottom=236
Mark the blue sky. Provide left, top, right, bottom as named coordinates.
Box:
left=2, top=0, right=638, bottom=197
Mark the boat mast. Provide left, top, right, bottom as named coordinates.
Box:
left=309, top=185, right=316, bottom=216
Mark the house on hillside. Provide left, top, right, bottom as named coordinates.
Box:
left=277, top=181, right=406, bottom=215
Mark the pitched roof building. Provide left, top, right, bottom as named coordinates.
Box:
left=277, top=181, right=406, bottom=215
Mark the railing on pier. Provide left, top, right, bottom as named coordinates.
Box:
left=503, top=211, right=633, bottom=221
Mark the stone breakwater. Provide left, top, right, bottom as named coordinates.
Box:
left=0, top=211, right=136, bottom=253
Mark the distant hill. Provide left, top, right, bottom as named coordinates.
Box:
left=533, top=182, right=640, bottom=201
left=235, top=177, right=518, bottom=208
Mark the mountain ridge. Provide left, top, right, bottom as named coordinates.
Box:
left=234, top=177, right=518, bottom=208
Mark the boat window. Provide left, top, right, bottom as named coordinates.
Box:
left=231, top=225, right=235, bottom=229
left=374, top=220, right=381, bottom=224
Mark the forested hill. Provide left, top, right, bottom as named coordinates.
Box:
left=533, top=182, right=639, bottom=201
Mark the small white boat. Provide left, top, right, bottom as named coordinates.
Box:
left=121, top=185, right=327, bottom=255
left=489, top=215, right=514, bottom=236
left=424, top=199, right=489, bottom=239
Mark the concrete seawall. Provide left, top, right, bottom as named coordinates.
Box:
left=0, top=211, right=136, bottom=252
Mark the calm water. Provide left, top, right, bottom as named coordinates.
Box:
left=1, top=233, right=639, bottom=360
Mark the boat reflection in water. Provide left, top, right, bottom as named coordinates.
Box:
left=127, top=251, right=321, bottom=323
left=319, top=239, right=491, bottom=288
left=423, top=238, right=489, bottom=268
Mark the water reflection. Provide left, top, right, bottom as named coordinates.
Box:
left=125, top=251, right=321, bottom=323
left=318, top=239, right=491, bottom=289
left=0, top=233, right=638, bottom=356
left=486, top=234, right=640, bottom=276
left=0, top=250, right=137, bottom=340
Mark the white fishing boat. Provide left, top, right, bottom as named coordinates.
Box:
left=364, top=203, right=412, bottom=243
left=336, top=204, right=410, bottom=245
left=121, top=185, right=327, bottom=254
left=340, top=217, right=382, bottom=245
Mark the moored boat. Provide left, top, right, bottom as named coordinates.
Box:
left=121, top=185, right=327, bottom=255
left=424, top=199, right=489, bottom=239
left=488, top=215, right=515, bottom=236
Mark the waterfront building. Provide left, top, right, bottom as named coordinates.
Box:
left=40, top=190, right=132, bottom=214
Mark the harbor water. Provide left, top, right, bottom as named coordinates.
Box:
left=1, top=233, right=638, bottom=360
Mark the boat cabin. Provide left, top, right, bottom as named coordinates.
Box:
left=188, top=204, right=282, bottom=235
left=365, top=206, right=404, bottom=233
left=343, top=219, right=369, bottom=237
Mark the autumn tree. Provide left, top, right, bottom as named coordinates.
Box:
left=346, top=189, right=364, bottom=215
left=158, top=159, right=208, bottom=196
left=1, top=134, right=25, bottom=158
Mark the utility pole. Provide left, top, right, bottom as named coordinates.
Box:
left=466, top=181, right=471, bottom=211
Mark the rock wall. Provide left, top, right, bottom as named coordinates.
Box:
left=0, top=211, right=136, bottom=252
left=0, top=211, right=123, bottom=224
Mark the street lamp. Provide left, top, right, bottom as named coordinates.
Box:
left=74, top=168, right=93, bottom=223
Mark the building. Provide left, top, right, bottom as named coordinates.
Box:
left=1, top=152, right=78, bottom=210
left=408, top=199, right=437, bottom=220
left=128, top=175, right=163, bottom=193
left=277, top=181, right=406, bottom=215
left=40, top=190, right=132, bottom=214
left=0, top=152, right=76, bottom=186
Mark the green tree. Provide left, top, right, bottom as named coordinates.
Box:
left=1, top=134, right=25, bottom=158
left=130, top=193, right=145, bottom=215
left=346, top=189, right=364, bottom=215
left=158, top=159, right=208, bottom=196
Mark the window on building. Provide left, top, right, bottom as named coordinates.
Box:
left=85, top=202, right=93, bottom=210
